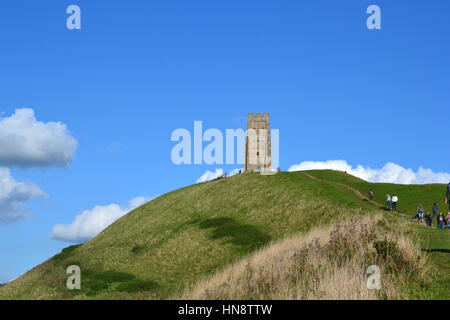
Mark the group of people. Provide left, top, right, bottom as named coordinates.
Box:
left=427, top=182, right=450, bottom=229
left=412, top=182, right=450, bottom=229
left=217, top=169, right=244, bottom=180
left=385, top=193, right=399, bottom=211
left=416, top=203, right=449, bottom=229
left=369, top=182, right=450, bottom=230
left=367, top=190, right=399, bottom=211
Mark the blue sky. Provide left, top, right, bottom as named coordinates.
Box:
left=0, top=0, right=449, bottom=283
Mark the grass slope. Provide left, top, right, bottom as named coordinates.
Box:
left=185, top=214, right=428, bottom=300
left=306, top=170, right=449, bottom=217
left=0, top=172, right=374, bottom=299
left=0, top=170, right=448, bottom=299
left=306, top=170, right=450, bottom=299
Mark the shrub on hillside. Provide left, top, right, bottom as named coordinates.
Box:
left=184, top=214, right=429, bottom=300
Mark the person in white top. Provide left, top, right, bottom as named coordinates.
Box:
left=392, top=195, right=398, bottom=211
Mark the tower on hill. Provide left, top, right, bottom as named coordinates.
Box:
left=244, top=112, right=271, bottom=172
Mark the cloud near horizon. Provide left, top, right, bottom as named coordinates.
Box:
left=288, top=160, right=450, bottom=184
left=196, top=169, right=224, bottom=183
left=51, top=196, right=152, bottom=243
left=0, top=108, right=77, bottom=168
left=0, top=167, right=47, bottom=224
left=196, top=162, right=449, bottom=185
left=196, top=168, right=243, bottom=183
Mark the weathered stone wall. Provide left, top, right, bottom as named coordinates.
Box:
left=244, top=113, right=271, bottom=172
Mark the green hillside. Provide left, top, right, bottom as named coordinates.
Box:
left=306, top=170, right=448, bottom=216
left=305, top=170, right=450, bottom=299
left=0, top=170, right=448, bottom=299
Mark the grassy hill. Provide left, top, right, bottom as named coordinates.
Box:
left=0, top=170, right=448, bottom=299
left=306, top=170, right=448, bottom=216
left=184, top=213, right=427, bottom=300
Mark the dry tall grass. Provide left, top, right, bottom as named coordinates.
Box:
left=183, top=214, right=428, bottom=300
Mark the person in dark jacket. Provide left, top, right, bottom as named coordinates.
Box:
left=446, top=183, right=450, bottom=210
left=432, top=203, right=439, bottom=218
left=437, top=212, right=447, bottom=230
left=425, top=211, right=432, bottom=227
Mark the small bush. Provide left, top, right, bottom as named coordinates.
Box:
left=374, top=239, right=410, bottom=273
left=374, top=239, right=399, bottom=261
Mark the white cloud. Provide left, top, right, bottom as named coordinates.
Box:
left=196, top=169, right=224, bottom=183
left=196, top=168, right=244, bottom=183
left=0, top=108, right=77, bottom=168
left=288, top=160, right=450, bottom=184
left=0, top=167, right=46, bottom=224
left=51, top=196, right=151, bottom=243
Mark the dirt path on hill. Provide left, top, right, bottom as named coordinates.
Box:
left=300, top=171, right=413, bottom=219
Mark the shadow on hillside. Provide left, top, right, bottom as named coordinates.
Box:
left=198, top=217, right=271, bottom=251
left=61, top=269, right=161, bottom=298
left=422, top=248, right=450, bottom=254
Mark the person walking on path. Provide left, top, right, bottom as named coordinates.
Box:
left=417, top=204, right=424, bottom=222
left=386, top=194, right=391, bottom=211
left=432, top=203, right=439, bottom=218
left=437, top=212, right=447, bottom=230
left=425, top=211, right=432, bottom=227
left=392, top=194, right=398, bottom=211
left=369, top=190, right=374, bottom=201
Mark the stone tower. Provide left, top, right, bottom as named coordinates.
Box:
left=244, top=112, right=271, bottom=172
